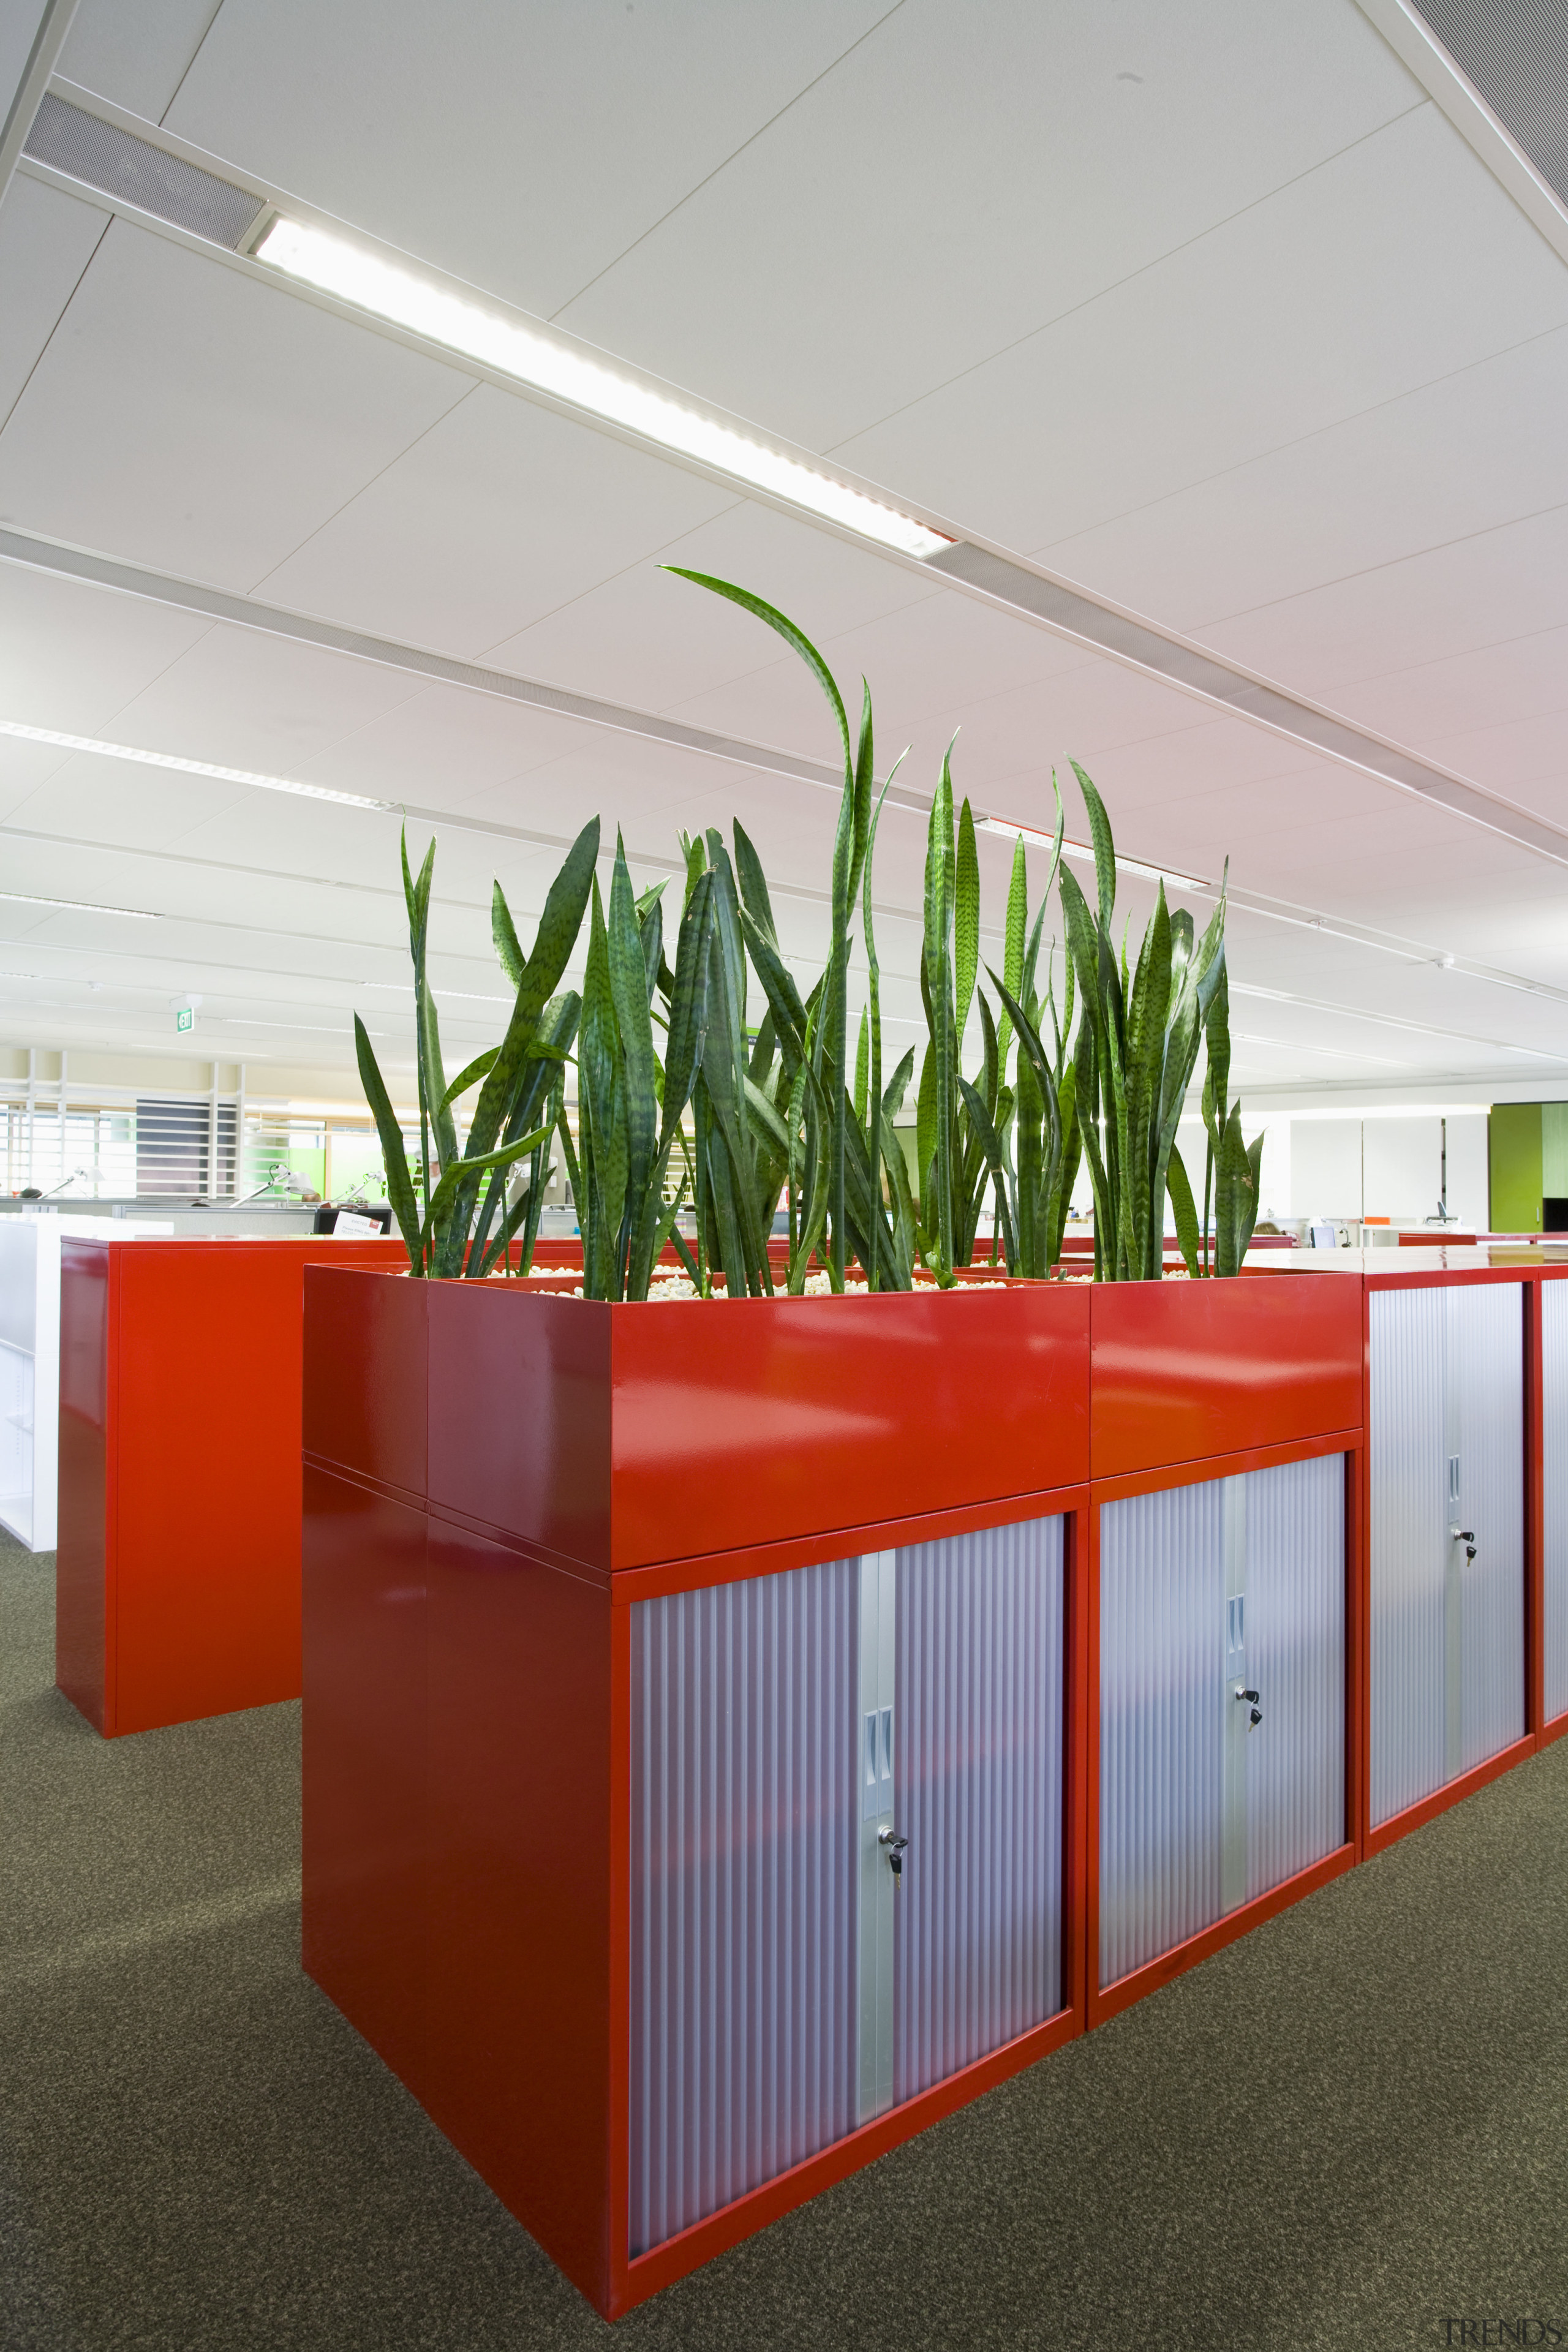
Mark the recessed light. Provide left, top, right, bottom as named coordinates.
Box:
left=253, top=217, right=953, bottom=561
left=0, top=889, right=157, bottom=919
left=980, top=816, right=1207, bottom=893
left=0, top=719, right=393, bottom=810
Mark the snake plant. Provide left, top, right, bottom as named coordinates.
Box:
left=959, top=790, right=1082, bottom=1278
left=665, top=570, right=914, bottom=1292
left=354, top=820, right=596, bottom=1277
left=1028, top=764, right=1230, bottom=1281
left=357, top=584, right=1265, bottom=1291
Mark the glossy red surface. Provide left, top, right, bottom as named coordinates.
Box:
left=302, top=1261, right=428, bottom=1497
left=418, top=1276, right=1091, bottom=1573
left=301, top=1466, right=430, bottom=2101
left=58, top=1235, right=404, bottom=1738
left=424, top=1519, right=613, bottom=2309
left=55, top=1240, right=110, bottom=1730
left=1090, top=1274, right=1362, bottom=1479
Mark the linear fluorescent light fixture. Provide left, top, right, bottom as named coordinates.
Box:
left=0, top=889, right=156, bottom=919
left=980, top=816, right=1206, bottom=892
left=253, top=217, right=954, bottom=560
left=0, top=720, right=393, bottom=810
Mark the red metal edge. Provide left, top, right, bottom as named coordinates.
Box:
left=1526, top=1275, right=1546, bottom=1738
left=1088, top=1425, right=1360, bottom=1509
left=1345, top=1438, right=1367, bottom=1864
left=1063, top=1503, right=1091, bottom=2042
left=606, top=1591, right=631, bottom=2304
left=1087, top=1844, right=1357, bottom=2030
left=607, top=2001, right=1080, bottom=2317
left=1362, top=1263, right=1535, bottom=1291
left=1355, top=1273, right=1373, bottom=1852
left=610, top=1480, right=1094, bottom=1605
left=105, top=1242, right=121, bottom=1736
left=1539, top=1708, right=1568, bottom=1751
left=1363, top=1733, right=1538, bottom=1858
left=1084, top=1487, right=1103, bottom=2027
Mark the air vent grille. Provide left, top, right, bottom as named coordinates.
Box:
left=1410, top=0, right=1568, bottom=208
left=23, top=93, right=265, bottom=250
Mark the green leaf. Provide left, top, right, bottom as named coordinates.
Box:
left=1123, top=884, right=1172, bottom=1278
left=1071, top=759, right=1117, bottom=937
left=663, top=570, right=853, bottom=784
left=441, top=1047, right=499, bottom=1108
left=464, top=818, right=600, bottom=1168
left=1166, top=1142, right=1200, bottom=1278
left=492, top=882, right=526, bottom=987
left=924, top=745, right=958, bottom=1278
left=420, top=1123, right=553, bottom=1257
left=608, top=830, right=658, bottom=1222
left=954, top=794, right=980, bottom=1041
left=354, top=1016, right=423, bottom=1273
left=732, top=818, right=782, bottom=944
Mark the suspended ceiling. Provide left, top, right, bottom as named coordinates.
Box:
left=2, top=0, right=1568, bottom=1104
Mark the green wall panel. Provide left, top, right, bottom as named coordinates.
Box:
left=1490, top=1103, right=1542, bottom=1233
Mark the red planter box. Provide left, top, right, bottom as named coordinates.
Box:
left=58, top=1233, right=405, bottom=1737
left=1089, top=1273, right=1362, bottom=1479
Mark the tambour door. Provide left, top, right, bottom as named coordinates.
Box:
left=628, top=1516, right=1068, bottom=2255
left=1368, top=1283, right=1525, bottom=1828
left=1097, top=1455, right=1346, bottom=1989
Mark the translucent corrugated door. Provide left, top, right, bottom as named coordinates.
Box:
left=1098, top=1457, right=1345, bottom=1989
left=1542, top=1280, right=1568, bottom=1725
left=630, top=1517, right=1068, bottom=2253
left=892, top=1517, right=1065, bottom=2106
left=1368, top=1284, right=1524, bottom=1828
left=629, top=1560, right=860, bottom=2256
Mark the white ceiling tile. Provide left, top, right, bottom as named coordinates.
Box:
left=1194, top=508, right=1568, bottom=696
left=668, top=584, right=1088, bottom=762
left=1409, top=710, right=1568, bottom=806
left=835, top=105, right=1568, bottom=554
left=0, top=565, right=213, bottom=729
left=295, top=684, right=590, bottom=806
left=59, top=0, right=227, bottom=121
left=482, top=497, right=936, bottom=717
left=254, top=385, right=737, bottom=659
left=1329, top=626, right=1568, bottom=748
left=0, top=174, right=108, bottom=428
left=559, top=0, right=1417, bottom=451
left=1, top=752, right=249, bottom=849
left=164, top=0, right=888, bottom=319
left=105, top=622, right=428, bottom=771
left=1031, top=327, right=1568, bottom=631
left=0, top=218, right=469, bottom=589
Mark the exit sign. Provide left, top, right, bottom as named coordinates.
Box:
left=176, top=1006, right=194, bottom=1033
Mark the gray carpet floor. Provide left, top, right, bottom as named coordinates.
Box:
left=3, top=1526, right=1566, bottom=2352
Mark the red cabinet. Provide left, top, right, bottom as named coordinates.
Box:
left=58, top=1235, right=404, bottom=1737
